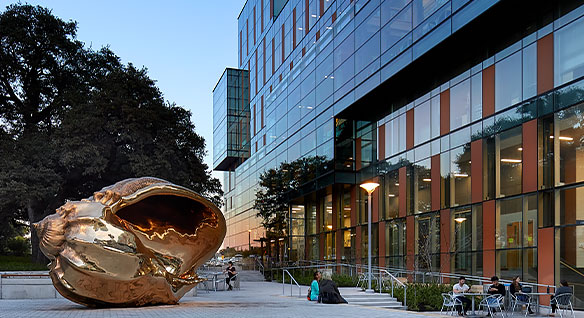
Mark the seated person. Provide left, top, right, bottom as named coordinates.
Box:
left=510, top=276, right=533, bottom=314
left=487, top=276, right=506, bottom=296
left=550, top=280, right=572, bottom=317
left=309, top=271, right=321, bottom=301
left=453, top=276, right=471, bottom=316
left=224, top=261, right=237, bottom=291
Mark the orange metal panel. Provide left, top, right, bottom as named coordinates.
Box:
left=355, top=226, right=362, bottom=264
left=523, top=119, right=537, bottom=193
left=350, top=186, right=358, bottom=227
left=440, top=209, right=451, bottom=254
left=440, top=90, right=450, bottom=135
left=399, top=167, right=407, bottom=218
left=483, top=250, right=495, bottom=278
left=537, top=34, right=554, bottom=94
left=432, top=155, right=441, bottom=211
left=538, top=227, right=555, bottom=305
left=378, top=221, right=386, bottom=266
left=406, top=109, right=414, bottom=149
left=482, top=66, right=495, bottom=117
left=471, top=139, right=483, bottom=203
left=406, top=216, right=415, bottom=273
left=483, top=200, right=495, bottom=251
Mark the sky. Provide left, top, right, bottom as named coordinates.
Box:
left=4, top=0, right=245, bottom=181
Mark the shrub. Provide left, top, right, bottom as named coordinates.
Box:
left=392, top=283, right=452, bottom=311
left=6, top=236, right=31, bottom=256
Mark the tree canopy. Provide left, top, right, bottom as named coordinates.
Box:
left=0, top=4, right=222, bottom=262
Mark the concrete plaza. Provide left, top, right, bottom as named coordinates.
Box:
left=0, top=281, right=439, bottom=318
left=0, top=281, right=582, bottom=318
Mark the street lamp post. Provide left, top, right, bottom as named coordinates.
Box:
left=360, top=182, right=379, bottom=293
left=248, top=229, right=252, bottom=250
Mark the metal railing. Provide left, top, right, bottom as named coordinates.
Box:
left=282, top=269, right=302, bottom=297
left=279, top=263, right=407, bottom=307
left=255, top=257, right=265, bottom=276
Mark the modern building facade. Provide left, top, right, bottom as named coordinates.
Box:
left=213, top=0, right=584, bottom=308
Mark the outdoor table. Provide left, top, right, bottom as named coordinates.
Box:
left=460, top=292, right=489, bottom=316
left=524, top=292, right=554, bottom=314
left=211, top=271, right=224, bottom=291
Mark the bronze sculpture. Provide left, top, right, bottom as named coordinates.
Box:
left=34, top=177, right=226, bottom=307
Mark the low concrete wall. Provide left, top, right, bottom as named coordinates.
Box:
left=0, top=272, right=197, bottom=299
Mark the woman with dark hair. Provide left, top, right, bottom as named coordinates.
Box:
left=510, top=276, right=534, bottom=315
left=308, top=271, right=321, bottom=301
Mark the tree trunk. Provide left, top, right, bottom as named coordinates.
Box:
left=27, top=201, right=49, bottom=266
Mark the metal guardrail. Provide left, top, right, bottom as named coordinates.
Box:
left=280, top=263, right=408, bottom=308
left=282, top=269, right=302, bottom=297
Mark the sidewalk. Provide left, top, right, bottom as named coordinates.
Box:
left=0, top=281, right=440, bottom=318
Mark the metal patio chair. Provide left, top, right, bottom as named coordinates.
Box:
left=480, top=294, right=506, bottom=317
left=510, top=293, right=532, bottom=316
left=441, top=292, right=463, bottom=316
left=550, top=293, right=574, bottom=318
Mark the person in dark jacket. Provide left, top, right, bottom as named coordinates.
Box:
left=487, top=276, right=506, bottom=296
left=510, top=276, right=533, bottom=315
left=318, top=279, right=347, bottom=304
left=550, top=280, right=573, bottom=316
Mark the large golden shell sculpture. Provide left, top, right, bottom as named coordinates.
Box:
left=34, top=177, right=226, bottom=307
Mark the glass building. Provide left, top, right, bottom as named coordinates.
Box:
left=213, top=0, right=584, bottom=308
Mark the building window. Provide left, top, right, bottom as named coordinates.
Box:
left=555, top=102, right=584, bottom=186
left=495, top=51, right=522, bottom=112
left=306, top=201, right=317, bottom=235
left=325, top=232, right=336, bottom=260
left=384, top=113, right=407, bottom=158
left=555, top=15, right=584, bottom=87
left=495, top=194, right=537, bottom=281
left=410, top=158, right=432, bottom=214
left=341, top=228, right=355, bottom=261
left=556, top=225, right=584, bottom=307
left=415, top=212, right=440, bottom=271
left=384, top=169, right=400, bottom=219
left=321, top=193, right=333, bottom=232
left=339, top=186, right=352, bottom=228
left=386, top=219, right=406, bottom=268
left=450, top=78, right=471, bottom=131
left=450, top=145, right=472, bottom=207
left=557, top=185, right=584, bottom=227
left=498, top=126, right=523, bottom=197
left=414, top=100, right=431, bottom=146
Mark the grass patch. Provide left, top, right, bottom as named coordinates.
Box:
left=0, top=255, right=48, bottom=271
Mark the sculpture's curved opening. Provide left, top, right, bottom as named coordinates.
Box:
left=115, top=195, right=218, bottom=236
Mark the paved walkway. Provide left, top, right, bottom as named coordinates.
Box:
left=0, top=281, right=582, bottom=318
left=0, top=282, right=441, bottom=318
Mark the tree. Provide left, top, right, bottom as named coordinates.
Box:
left=0, top=4, right=222, bottom=263
left=254, top=156, right=329, bottom=235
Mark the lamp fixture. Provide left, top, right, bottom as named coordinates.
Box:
left=360, top=182, right=380, bottom=194
left=454, top=217, right=467, bottom=223
left=422, top=178, right=432, bottom=182
left=453, top=173, right=468, bottom=177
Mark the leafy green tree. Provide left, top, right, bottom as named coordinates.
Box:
left=0, top=4, right=222, bottom=263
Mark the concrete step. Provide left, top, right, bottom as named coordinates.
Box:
left=344, top=296, right=398, bottom=302
left=236, top=270, right=265, bottom=282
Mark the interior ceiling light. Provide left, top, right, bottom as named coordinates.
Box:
left=422, top=178, right=432, bottom=182
left=501, top=159, right=522, bottom=163
left=453, top=173, right=469, bottom=177
left=454, top=217, right=467, bottom=223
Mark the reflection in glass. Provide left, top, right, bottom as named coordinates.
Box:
left=414, top=100, right=431, bottom=145
left=384, top=169, right=400, bottom=219
left=495, top=51, right=522, bottom=112
left=555, top=16, right=584, bottom=87
left=555, top=102, right=584, bottom=186
left=325, top=232, right=335, bottom=260
left=450, top=78, right=471, bottom=130
left=410, top=159, right=432, bottom=213
left=557, top=186, right=584, bottom=226
left=386, top=220, right=406, bottom=268
left=497, top=127, right=523, bottom=197
left=496, top=197, right=522, bottom=249
left=340, top=186, right=352, bottom=228
left=451, top=145, right=472, bottom=207
left=321, top=194, right=333, bottom=232
left=557, top=225, right=584, bottom=308
left=415, top=213, right=440, bottom=271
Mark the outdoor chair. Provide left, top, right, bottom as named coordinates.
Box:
left=479, top=294, right=506, bottom=317
left=550, top=293, right=574, bottom=318
left=441, top=292, right=462, bottom=316
left=510, top=293, right=532, bottom=316
left=224, top=272, right=240, bottom=291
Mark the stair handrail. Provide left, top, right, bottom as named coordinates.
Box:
left=282, top=269, right=302, bottom=297
left=255, top=257, right=265, bottom=276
